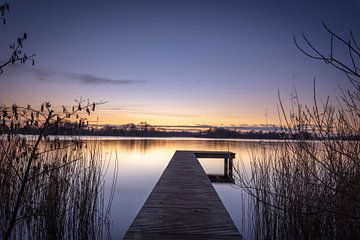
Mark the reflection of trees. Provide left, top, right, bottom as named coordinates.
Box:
left=100, top=140, right=169, bottom=154
left=98, top=139, right=274, bottom=156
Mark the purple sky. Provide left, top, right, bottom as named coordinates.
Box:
left=1, top=0, right=359, bottom=126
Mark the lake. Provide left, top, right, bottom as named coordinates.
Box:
left=86, top=137, right=281, bottom=239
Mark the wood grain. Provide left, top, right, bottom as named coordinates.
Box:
left=124, top=150, right=241, bottom=239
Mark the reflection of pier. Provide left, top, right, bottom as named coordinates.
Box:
left=124, top=150, right=241, bottom=239
left=193, top=151, right=235, bottom=183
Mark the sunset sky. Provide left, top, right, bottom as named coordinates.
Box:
left=1, top=0, right=359, bottom=127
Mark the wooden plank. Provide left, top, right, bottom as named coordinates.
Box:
left=124, top=150, right=241, bottom=239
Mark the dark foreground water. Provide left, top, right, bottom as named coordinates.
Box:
left=89, top=137, right=280, bottom=239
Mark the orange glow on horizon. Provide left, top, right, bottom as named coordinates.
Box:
left=90, top=110, right=279, bottom=127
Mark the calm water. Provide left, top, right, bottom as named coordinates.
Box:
left=91, top=137, right=281, bottom=239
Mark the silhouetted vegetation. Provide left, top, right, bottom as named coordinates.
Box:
left=0, top=123, right=287, bottom=139
left=0, top=100, right=116, bottom=239
left=0, top=3, right=35, bottom=74
left=236, top=24, right=360, bottom=239
left=0, top=5, right=117, bottom=239
left=4, top=121, right=360, bottom=141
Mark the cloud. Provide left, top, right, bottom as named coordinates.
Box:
left=71, top=74, right=148, bottom=86
left=32, top=68, right=52, bottom=81
left=101, top=107, right=200, bottom=118
left=136, top=111, right=199, bottom=118
left=225, top=115, right=255, bottom=119
left=3, top=64, right=148, bottom=86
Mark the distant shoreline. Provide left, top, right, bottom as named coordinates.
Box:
left=2, top=127, right=360, bottom=141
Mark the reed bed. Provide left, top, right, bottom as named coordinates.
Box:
left=236, top=139, right=360, bottom=239
left=235, top=100, right=360, bottom=239
left=235, top=25, right=360, bottom=240
left=0, top=135, right=117, bottom=239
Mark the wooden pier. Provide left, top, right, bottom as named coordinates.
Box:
left=124, top=150, right=241, bottom=239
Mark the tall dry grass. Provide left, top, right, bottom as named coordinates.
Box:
left=237, top=139, right=360, bottom=239
left=0, top=100, right=116, bottom=239
left=0, top=136, right=117, bottom=239
left=236, top=25, right=360, bottom=240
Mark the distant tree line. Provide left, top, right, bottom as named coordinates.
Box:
left=2, top=120, right=359, bottom=140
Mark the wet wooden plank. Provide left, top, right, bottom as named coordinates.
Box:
left=124, top=150, right=241, bottom=239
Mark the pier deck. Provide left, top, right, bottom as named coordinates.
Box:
left=124, top=150, right=241, bottom=239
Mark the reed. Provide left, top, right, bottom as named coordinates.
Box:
left=236, top=25, right=360, bottom=239
left=0, top=100, right=116, bottom=239
left=0, top=136, right=116, bottom=239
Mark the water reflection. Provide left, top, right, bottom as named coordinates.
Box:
left=92, top=138, right=280, bottom=239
